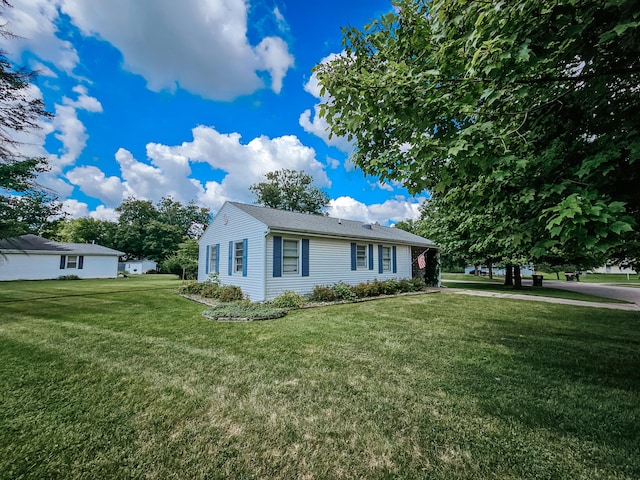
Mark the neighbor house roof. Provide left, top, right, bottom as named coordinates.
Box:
left=0, top=234, right=124, bottom=256
left=228, top=202, right=437, bottom=248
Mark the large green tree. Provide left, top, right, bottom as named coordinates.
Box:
left=114, top=197, right=210, bottom=262
left=316, top=0, right=639, bottom=264
left=0, top=1, right=58, bottom=238
left=250, top=169, right=330, bottom=214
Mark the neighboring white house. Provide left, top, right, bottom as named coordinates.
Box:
left=590, top=263, right=637, bottom=275
left=0, top=234, right=123, bottom=281
left=198, top=201, right=438, bottom=302
left=118, top=259, right=157, bottom=274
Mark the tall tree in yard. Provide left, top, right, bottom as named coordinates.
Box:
left=0, top=1, right=59, bottom=238
left=316, top=0, right=639, bottom=266
left=250, top=169, right=330, bottom=215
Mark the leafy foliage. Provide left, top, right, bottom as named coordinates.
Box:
left=270, top=291, right=306, bottom=309
left=202, top=301, right=287, bottom=321
left=316, top=0, right=640, bottom=266
left=250, top=169, right=329, bottom=214
left=113, top=196, right=210, bottom=262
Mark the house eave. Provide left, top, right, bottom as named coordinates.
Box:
left=266, top=228, right=438, bottom=248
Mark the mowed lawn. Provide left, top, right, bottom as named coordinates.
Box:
left=1, top=277, right=639, bottom=479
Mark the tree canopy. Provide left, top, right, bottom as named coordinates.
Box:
left=250, top=169, right=330, bottom=215
left=316, top=0, right=640, bottom=266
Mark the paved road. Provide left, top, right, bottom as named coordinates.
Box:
left=531, top=279, right=640, bottom=305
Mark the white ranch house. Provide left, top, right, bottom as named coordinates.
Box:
left=0, top=234, right=123, bottom=281
left=198, top=202, right=438, bottom=301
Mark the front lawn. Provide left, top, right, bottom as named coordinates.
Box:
left=441, top=280, right=630, bottom=303
left=1, top=277, right=639, bottom=479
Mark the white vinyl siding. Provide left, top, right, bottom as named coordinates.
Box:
left=266, top=235, right=412, bottom=300
left=282, top=239, right=299, bottom=274
left=197, top=203, right=267, bottom=301
left=0, top=253, right=118, bottom=281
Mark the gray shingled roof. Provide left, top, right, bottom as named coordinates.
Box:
left=229, top=202, right=437, bottom=248
left=0, top=234, right=124, bottom=255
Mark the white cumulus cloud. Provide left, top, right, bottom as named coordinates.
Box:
left=59, top=0, right=294, bottom=100
left=328, top=196, right=424, bottom=225
left=300, top=53, right=353, bottom=153
left=63, top=126, right=331, bottom=212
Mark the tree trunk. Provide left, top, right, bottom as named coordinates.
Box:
left=504, top=264, right=513, bottom=286
left=514, top=265, right=522, bottom=289
left=473, top=264, right=479, bottom=276
left=556, top=271, right=560, bottom=280
left=488, top=260, right=493, bottom=280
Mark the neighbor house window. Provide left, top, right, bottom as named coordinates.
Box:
left=60, top=255, right=83, bottom=270
left=234, top=241, right=243, bottom=273
left=381, top=246, right=391, bottom=272
left=356, top=244, right=367, bottom=268
left=282, top=239, right=299, bottom=274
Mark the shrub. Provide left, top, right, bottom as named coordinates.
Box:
left=57, top=274, right=80, bottom=280
left=398, top=278, right=412, bottom=293
left=217, top=285, right=245, bottom=302
left=178, top=281, right=205, bottom=295
left=409, top=277, right=426, bottom=291
left=309, top=285, right=337, bottom=302
left=332, top=281, right=356, bottom=301
left=383, top=278, right=401, bottom=295
left=351, top=282, right=371, bottom=298
left=203, top=301, right=286, bottom=321
left=271, top=291, right=305, bottom=309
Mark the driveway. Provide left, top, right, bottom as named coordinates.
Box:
left=528, top=279, right=640, bottom=305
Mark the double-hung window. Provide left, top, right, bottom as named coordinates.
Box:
left=234, top=241, right=243, bottom=273
left=66, top=255, right=78, bottom=269
left=381, top=246, right=391, bottom=272
left=209, top=245, right=218, bottom=274
left=356, top=244, right=367, bottom=268
left=282, top=239, right=299, bottom=274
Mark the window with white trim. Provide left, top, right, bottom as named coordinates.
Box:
left=234, top=241, right=243, bottom=273
left=381, top=246, right=391, bottom=272
left=209, top=245, right=217, bottom=274
left=282, top=239, right=299, bottom=274
left=66, top=255, right=78, bottom=269
left=356, top=244, right=367, bottom=268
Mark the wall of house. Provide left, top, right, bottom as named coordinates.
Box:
left=265, top=234, right=413, bottom=300
left=0, top=253, right=119, bottom=281
left=198, top=203, right=267, bottom=301
left=123, top=260, right=157, bottom=274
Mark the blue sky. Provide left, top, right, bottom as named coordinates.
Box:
left=2, top=0, right=426, bottom=224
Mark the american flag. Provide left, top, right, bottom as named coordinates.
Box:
left=417, top=252, right=426, bottom=269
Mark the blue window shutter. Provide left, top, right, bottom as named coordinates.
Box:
left=60, top=255, right=66, bottom=269
left=350, top=243, right=357, bottom=271
left=228, top=241, right=233, bottom=275
left=302, top=239, right=309, bottom=277
left=242, top=238, right=248, bottom=277
left=368, top=244, right=373, bottom=270
left=215, top=244, right=220, bottom=273
left=392, top=246, right=397, bottom=273
left=205, top=245, right=210, bottom=274
left=378, top=245, right=383, bottom=274
left=78, top=256, right=84, bottom=270
left=273, top=236, right=282, bottom=277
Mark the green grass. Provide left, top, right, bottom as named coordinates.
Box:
left=441, top=280, right=630, bottom=303
left=2, top=277, right=640, bottom=479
